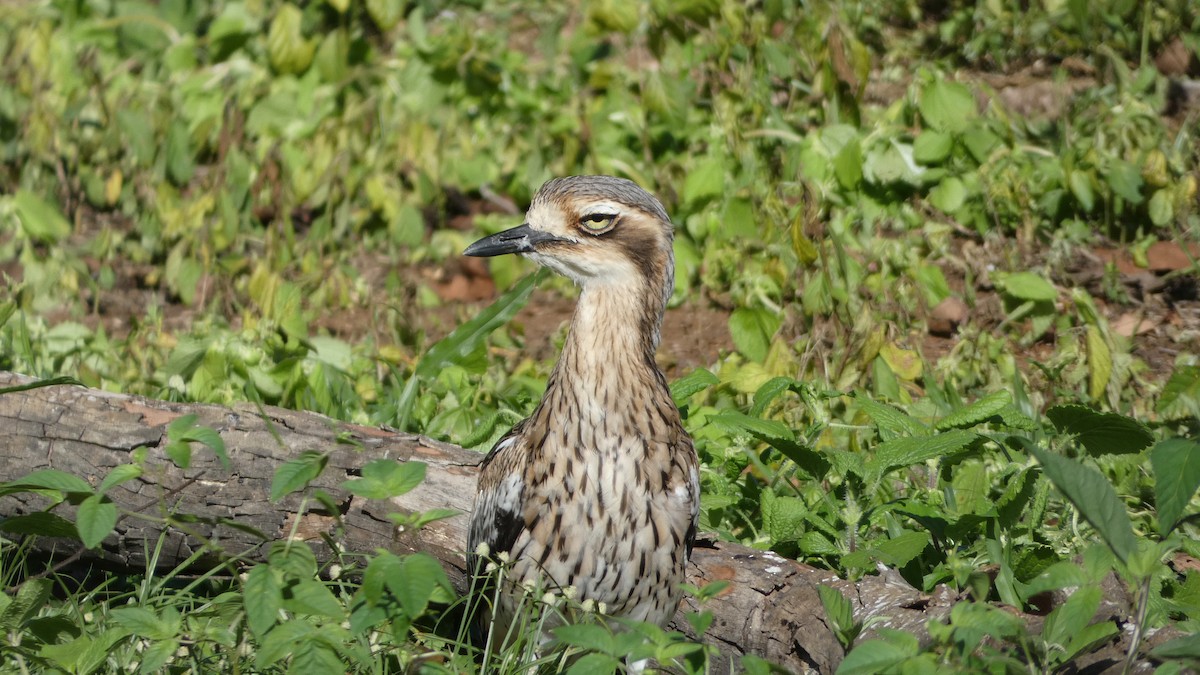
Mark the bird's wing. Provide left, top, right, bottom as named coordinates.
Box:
left=467, top=424, right=528, bottom=570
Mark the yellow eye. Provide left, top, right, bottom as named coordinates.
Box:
left=580, top=213, right=616, bottom=232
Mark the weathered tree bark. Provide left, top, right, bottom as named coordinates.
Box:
left=1, top=371, right=1149, bottom=673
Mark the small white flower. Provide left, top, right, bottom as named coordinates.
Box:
left=497, top=551, right=510, bottom=564
left=581, top=599, right=596, bottom=613
left=485, top=562, right=498, bottom=574
left=475, top=541, right=491, bottom=557
left=562, top=585, right=578, bottom=601
left=328, top=564, right=342, bottom=579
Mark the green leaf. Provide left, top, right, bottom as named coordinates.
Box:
left=165, top=120, right=194, bottom=185
left=0, top=578, right=51, bottom=632
left=728, top=307, right=781, bottom=363
left=869, top=429, right=978, bottom=478
left=111, top=607, right=174, bottom=640
left=14, top=190, right=71, bottom=244
left=993, top=271, right=1057, bottom=302
left=1042, top=585, right=1100, bottom=652
left=833, top=139, right=863, bottom=190
left=1085, top=325, right=1111, bottom=401
left=1046, top=405, right=1154, bottom=456
left=817, top=584, right=854, bottom=639
left=912, top=131, right=953, bottom=165
left=856, top=397, right=928, bottom=439
left=710, top=409, right=794, bottom=443
left=267, top=3, right=314, bottom=74
left=566, top=653, right=624, bottom=674
left=76, top=494, right=118, bottom=549
left=836, top=629, right=919, bottom=675
left=365, top=0, right=404, bottom=31
left=1, top=469, right=92, bottom=496
left=243, top=565, right=283, bottom=637
left=761, top=491, right=807, bottom=543
left=1148, top=188, right=1174, bottom=226
left=555, top=623, right=615, bottom=653
left=1157, top=365, right=1200, bottom=420
left=1150, top=632, right=1200, bottom=659
left=1104, top=159, right=1144, bottom=203
left=386, top=553, right=451, bottom=619
left=282, top=578, right=343, bottom=618
left=871, top=530, right=931, bottom=567
left=268, top=541, right=319, bottom=578
left=1029, top=447, right=1136, bottom=563
left=290, top=639, right=345, bottom=674
left=271, top=451, right=328, bottom=500
left=670, top=368, right=718, bottom=407
left=99, top=464, right=143, bottom=494
left=342, top=460, right=426, bottom=500
left=0, top=512, right=79, bottom=538
left=1069, top=170, right=1095, bottom=211
left=918, top=80, right=976, bottom=134
left=682, top=156, right=725, bottom=206
left=928, top=176, right=966, bottom=212
left=1151, top=438, right=1200, bottom=534
left=935, top=391, right=1011, bottom=430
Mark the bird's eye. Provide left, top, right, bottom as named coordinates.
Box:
left=579, top=213, right=616, bottom=232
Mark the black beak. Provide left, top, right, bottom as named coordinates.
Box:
left=463, top=224, right=566, bottom=257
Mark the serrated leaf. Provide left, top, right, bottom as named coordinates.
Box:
left=111, top=607, right=172, bottom=640
left=1157, top=365, right=1200, bottom=420
left=290, top=640, right=345, bottom=674
left=386, top=553, right=450, bottom=619
left=709, top=410, right=794, bottom=443
left=761, top=491, right=807, bottom=543
left=856, top=397, right=929, bottom=439
left=0, top=578, right=51, bottom=632
left=1046, top=405, right=1154, bottom=456
left=77, top=494, right=118, bottom=549
left=14, top=190, right=71, bottom=244
left=270, top=451, right=328, bottom=500
left=869, top=429, right=977, bottom=478
left=1151, top=438, right=1200, bottom=534
left=1150, top=632, right=1200, bottom=659
left=243, top=565, right=282, bottom=637
left=282, top=578, right=343, bottom=618
left=1029, top=447, right=1136, bottom=563
left=817, top=584, right=853, bottom=634
left=871, top=530, right=931, bottom=567
left=342, top=460, right=426, bottom=499
left=670, top=368, right=718, bottom=407
left=936, top=391, right=1011, bottom=430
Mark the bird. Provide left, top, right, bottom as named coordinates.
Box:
left=463, top=175, right=700, bottom=659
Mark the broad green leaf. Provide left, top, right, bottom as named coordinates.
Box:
left=111, top=607, right=175, bottom=640
left=836, top=629, right=919, bottom=675
left=834, top=140, right=863, bottom=190
left=386, top=553, right=451, bottom=619
left=554, top=623, right=615, bottom=653
left=566, top=653, right=624, bottom=674
left=1046, top=405, right=1154, bottom=456
left=928, top=176, right=966, bottom=212
left=14, top=190, right=71, bottom=244
left=1150, top=438, right=1200, bottom=534
left=952, top=460, right=988, bottom=515
left=869, top=429, right=977, bottom=478
left=682, top=156, right=725, bottom=205
left=871, top=530, right=931, bottom=567
left=268, top=541, right=319, bottom=578
left=270, top=451, right=328, bottom=500
left=243, top=565, right=283, bottom=637
left=918, top=80, right=976, bottom=134
left=99, top=464, right=143, bottom=494
left=77, top=494, right=118, bottom=549
left=0, top=512, right=78, bottom=538
left=728, top=307, right=781, bottom=363
left=670, top=368, right=719, bottom=407
left=817, top=584, right=854, bottom=637
left=256, top=620, right=313, bottom=668
left=710, top=410, right=794, bottom=443
left=935, top=391, right=1011, bottom=430
left=2, top=469, right=92, bottom=496
left=761, top=491, right=807, bottom=543
left=0, top=578, right=51, bottom=632
left=1148, top=188, right=1174, bottom=226
left=1030, top=447, right=1136, bottom=563
left=912, top=131, right=953, bottom=165
left=1104, top=159, right=1144, bottom=203
left=267, top=3, right=314, bottom=74
left=165, top=120, right=194, bottom=185
left=365, top=0, right=404, bottom=30
left=856, top=397, right=928, bottom=439
left=1069, top=170, right=1095, bottom=211
left=1042, top=585, right=1100, bottom=651
left=993, top=271, right=1057, bottom=302
left=282, top=578, right=343, bottom=618
left=342, top=460, right=426, bottom=500
left=290, top=640, right=345, bottom=674
left=1157, top=365, right=1200, bottom=420
left=1150, top=632, right=1200, bottom=659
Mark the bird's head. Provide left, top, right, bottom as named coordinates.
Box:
left=464, top=176, right=676, bottom=313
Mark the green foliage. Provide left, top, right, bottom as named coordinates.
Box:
left=1, top=0, right=1198, bottom=671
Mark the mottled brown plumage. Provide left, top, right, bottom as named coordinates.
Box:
left=464, top=176, right=700, bottom=650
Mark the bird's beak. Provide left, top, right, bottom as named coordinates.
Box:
left=463, top=224, right=565, bottom=257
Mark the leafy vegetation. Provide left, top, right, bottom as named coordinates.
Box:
left=2, top=0, right=1199, bottom=672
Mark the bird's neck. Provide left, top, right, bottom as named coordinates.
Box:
left=541, top=281, right=669, bottom=411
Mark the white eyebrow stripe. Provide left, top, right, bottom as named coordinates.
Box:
left=579, top=201, right=625, bottom=216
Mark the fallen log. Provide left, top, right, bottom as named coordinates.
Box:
left=0, top=370, right=1070, bottom=672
